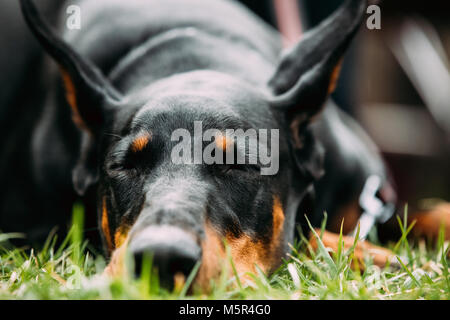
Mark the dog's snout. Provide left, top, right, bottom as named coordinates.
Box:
left=128, top=226, right=201, bottom=288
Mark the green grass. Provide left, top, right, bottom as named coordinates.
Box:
left=0, top=205, right=448, bottom=300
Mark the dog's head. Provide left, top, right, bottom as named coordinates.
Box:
left=21, top=0, right=366, bottom=290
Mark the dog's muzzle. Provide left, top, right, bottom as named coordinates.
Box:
left=128, top=225, right=201, bottom=288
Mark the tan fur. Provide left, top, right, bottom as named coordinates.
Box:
left=328, top=60, right=343, bottom=94
left=114, top=224, right=131, bottom=248
left=196, top=196, right=285, bottom=290
left=308, top=229, right=396, bottom=269
left=214, top=133, right=233, bottom=151
left=101, top=197, right=114, bottom=253
left=410, top=202, right=450, bottom=241
left=60, top=69, right=89, bottom=131
left=131, top=132, right=151, bottom=153
left=103, top=236, right=129, bottom=277
left=195, top=222, right=226, bottom=289
left=104, top=221, right=131, bottom=276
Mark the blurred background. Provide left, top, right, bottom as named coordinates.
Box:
left=240, top=0, right=450, bottom=211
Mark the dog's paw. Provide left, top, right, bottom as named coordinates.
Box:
left=308, top=229, right=398, bottom=269
left=411, top=202, right=450, bottom=241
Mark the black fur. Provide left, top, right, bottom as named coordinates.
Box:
left=1, top=0, right=393, bottom=276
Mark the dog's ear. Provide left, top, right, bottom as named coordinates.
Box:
left=268, top=0, right=366, bottom=125
left=268, top=0, right=366, bottom=181
left=20, top=0, right=123, bottom=195
left=20, top=0, right=122, bottom=134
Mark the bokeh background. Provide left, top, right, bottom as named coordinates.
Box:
left=240, top=0, right=450, bottom=212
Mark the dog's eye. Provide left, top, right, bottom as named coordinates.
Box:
left=107, top=150, right=157, bottom=176
left=106, top=159, right=136, bottom=174
left=106, top=152, right=139, bottom=174
left=221, top=163, right=244, bottom=174
left=219, top=163, right=259, bottom=175
left=212, top=146, right=260, bottom=175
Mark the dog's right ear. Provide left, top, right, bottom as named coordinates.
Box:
left=268, top=0, right=366, bottom=125
left=20, top=0, right=122, bottom=134
left=268, top=0, right=366, bottom=181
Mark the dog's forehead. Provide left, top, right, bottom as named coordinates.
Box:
left=125, top=70, right=275, bottom=132
left=131, top=95, right=246, bottom=133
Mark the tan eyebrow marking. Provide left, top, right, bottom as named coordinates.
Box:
left=131, top=132, right=151, bottom=153
left=215, top=133, right=234, bottom=151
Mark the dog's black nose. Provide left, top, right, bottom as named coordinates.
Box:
left=128, top=226, right=201, bottom=289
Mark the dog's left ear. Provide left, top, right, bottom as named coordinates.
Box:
left=269, top=0, right=366, bottom=123
left=20, top=0, right=123, bottom=195
left=268, top=0, right=366, bottom=181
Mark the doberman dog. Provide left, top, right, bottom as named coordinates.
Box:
left=1, top=0, right=448, bottom=290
